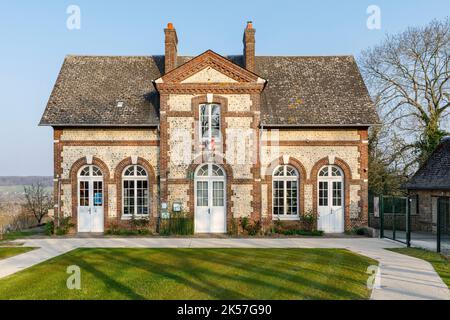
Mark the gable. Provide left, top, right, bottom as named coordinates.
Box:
left=180, top=66, right=238, bottom=83
left=156, top=50, right=264, bottom=84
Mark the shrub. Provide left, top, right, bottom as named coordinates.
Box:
left=244, top=220, right=262, bottom=236
left=281, top=229, right=323, bottom=236
left=354, top=227, right=368, bottom=236
left=45, top=220, right=54, bottom=235
left=302, top=210, right=318, bottom=231
left=105, top=228, right=151, bottom=236
left=241, top=217, right=249, bottom=231
left=55, top=217, right=74, bottom=236
left=130, top=214, right=150, bottom=230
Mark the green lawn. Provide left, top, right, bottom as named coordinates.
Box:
left=389, top=248, right=450, bottom=288
left=0, top=248, right=376, bottom=300
left=1, top=227, right=46, bottom=242
left=0, top=247, right=35, bottom=260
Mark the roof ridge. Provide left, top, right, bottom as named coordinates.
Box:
left=64, top=54, right=354, bottom=58
left=65, top=55, right=163, bottom=58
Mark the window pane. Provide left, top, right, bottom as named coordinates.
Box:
left=213, top=181, right=224, bottom=206
left=80, top=167, right=90, bottom=176
left=79, top=181, right=89, bottom=206
left=333, top=181, right=342, bottom=206
left=123, top=180, right=135, bottom=215
left=285, top=166, right=297, bottom=176
left=319, top=181, right=328, bottom=206
left=211, top=165, right=224, bottom=176
left=124, top=166, right=134, bottom=176
left=319, top=167, right=329, bottom=176
left=273, top=166, right=284, bottom=176
left=196, top=165, right=209, bottom=177
left=273, top=180, right=284, bottom=215
left=331, top=167, right=342, bottom=177
left=200, top=105, right=209, bottom=139
left=92, top=166, right=102, bottom=176
left=136, top=166, right=147, bottom=176
left=286, top=181, right=298, bottom=215
left=196, top=181, right=208, bottom=207
left=136, top=180, right=149, bottom=215
left=93, top=181, right=103, bottom=206
left=211, top=105, right=220, bottom=139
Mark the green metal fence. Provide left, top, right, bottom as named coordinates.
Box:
left=370, top=194, right=450, bottom=254
left=379, top=195, right=409, bottom=244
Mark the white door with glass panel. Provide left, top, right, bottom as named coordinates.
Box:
left=317, top=165, right=344, bottom=233
left=78, top=165, right=104, bottom=232
left=195, top=164, right=226, bottom=233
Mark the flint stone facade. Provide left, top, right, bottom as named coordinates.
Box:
left=40, top=23, right=378, bottom=234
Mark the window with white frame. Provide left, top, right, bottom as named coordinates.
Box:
left=199, top=103, right=221, bottom=147
left=122, top=165, right=149, bottom=217
left=272, top=165, right=299, bottom=218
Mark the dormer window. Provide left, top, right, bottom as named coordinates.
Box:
left=199, top=103, right=221, bottom=147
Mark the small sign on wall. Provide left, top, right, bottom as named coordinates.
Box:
left=94, top=193, right=102, bottom=206
left=161, top=202, right=169, bottom=219
left=173, top=202, right=182, bottom=212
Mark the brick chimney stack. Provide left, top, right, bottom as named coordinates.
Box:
left=243, top=21, right=255, bottom=72
left=164, top=22, right=178, bottom=73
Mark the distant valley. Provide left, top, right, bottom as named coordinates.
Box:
left=0, top=176, right=53, bottom=204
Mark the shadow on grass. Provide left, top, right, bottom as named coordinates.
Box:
left=91, top=248, right=371, bottom=300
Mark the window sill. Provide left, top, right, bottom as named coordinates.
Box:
left=272, top=215, right=300, bottom=221
left=121, top=215, right=150, bottom=220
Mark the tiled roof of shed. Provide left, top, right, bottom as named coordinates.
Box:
left=405, top=137, right=450, bottom=190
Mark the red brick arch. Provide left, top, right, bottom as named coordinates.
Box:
left=114, top=157, right=157, bottom=220
left=310, top=157, right=352, bottom=230
left=187, top=154, right=234, bottom=230
left=264, top=156, right=307, bottom=220
left=69, top=156, right=110, bottom=232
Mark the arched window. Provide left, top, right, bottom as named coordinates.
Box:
left=272, top=165, right=299, bottom=218
left=122, top=165, right=149, bottom=216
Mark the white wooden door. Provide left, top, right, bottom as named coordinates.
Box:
left=317, top=165, right=344, bottom=233
left=194, top=164, right=226, bottom=233
left=195, top=180, right=210, bottom=233
left=78, top=166, right=104, bottom=233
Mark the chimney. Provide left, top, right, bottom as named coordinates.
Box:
left=243, top=21, right=255, bottom=72
left=164, top=22, right=178, bottom=73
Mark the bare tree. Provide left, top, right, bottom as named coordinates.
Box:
left=360, top=18, right=450, bottom=172
left=23, top=182, right=53, bottom=225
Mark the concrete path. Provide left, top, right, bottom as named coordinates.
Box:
left=1, top=237, right=449, bottom=300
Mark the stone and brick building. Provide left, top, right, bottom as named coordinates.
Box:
left=40, top=22, right=378, bottom=234
left=405, top=137, right=450, bottom=233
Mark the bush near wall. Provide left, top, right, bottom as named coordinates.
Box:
left=228, top=214, right=322, bottom=237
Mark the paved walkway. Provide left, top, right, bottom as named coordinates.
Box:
left=1, top=237, right=449, bottom=300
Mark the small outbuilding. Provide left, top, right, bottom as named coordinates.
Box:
left=405, top=137, right=450, bottom=234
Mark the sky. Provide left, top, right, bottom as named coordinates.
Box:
left=0, top=0, right=448, bottom=176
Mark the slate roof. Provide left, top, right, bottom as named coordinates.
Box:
left=404, top=137, right=450, bottom=190
left=39, top=54, right=378, bottom=127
